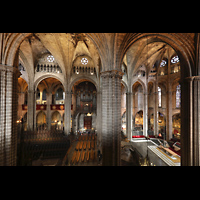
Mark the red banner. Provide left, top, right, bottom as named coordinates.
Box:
left=51, top=104, right=64, bottom=110
left=36, top=105, right=47, bottom=110
left=22, top=104, right=73, bottom=111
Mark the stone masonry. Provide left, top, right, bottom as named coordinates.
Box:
left=0, top=64, right=20, bottom=166
left=101, top=70, right=123, bottom=166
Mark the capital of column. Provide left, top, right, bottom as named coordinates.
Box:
left=0, top=64, right=21, bottom=77
left=193, top=76, right=200, bottom=81
left=100, top=70, right=124, bottom=79
left=184, top=76, right=195, bottom=82
left=183, top=76, right=200, bottom=84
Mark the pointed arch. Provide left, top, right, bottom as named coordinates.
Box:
left=117, top=33, right=194, bottom=78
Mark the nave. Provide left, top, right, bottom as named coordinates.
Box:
left=1, top=33, right=200, bottom=166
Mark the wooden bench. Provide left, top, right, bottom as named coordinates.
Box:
left=71, top=151, right=76, bottom=164
left=87, top=141, right=91, bottom=150
left=91, top=141, right=95, bottom=149
left=75, top=142, right=80, bottom=151
left=83, top=141, right=87, bottom=150
left=86, top=151, right=90, bottom=161
left=79, top=141, right=83, bottom=150
left=81, top=151, right=85, bottom=162
left=76, top=151, right=81, bottom=163
left=91, top=150, right=94, bottom=160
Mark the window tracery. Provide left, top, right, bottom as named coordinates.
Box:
left=171, top=55, right=179, bottom=64
left=81, top=58, right=88, bottom=65
left=160, top=60, right=167, bottom=67
left=47, top=55, right=55, bottom=62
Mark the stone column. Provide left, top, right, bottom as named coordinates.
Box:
left=132, top=91, right=135, bottom=133
left=126, top=92, right=132, bottom=140
left=46, top=92, right=52, bottom=131
left=192, top=76, right=200, bottom=166
left=96, top=91, right=102, bottom=148
left=64, top=91, right=71, bottom=135
left=166, top=84, right=173, bottom=140
left=143, top=91, right=148, bottom=136
left=101, top=70, right=123, bottom=166
left=17, top=91, right=24, bottom=120
left=27, top=90, right=35, bottom=131
left=153, top=82, right=158, bottom=136
left=180, top=76, right=200, bottom=166
left=181, top=76, right=193, bottom=166
left=71, top=92, right=77, bottom=133
left=166, top=55, right=173, bottom=140
left=0, top=64, right=21, bottom=166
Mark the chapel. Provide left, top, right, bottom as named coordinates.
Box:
left=0, top=33, right=199, bottom=166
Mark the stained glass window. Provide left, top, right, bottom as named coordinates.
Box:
left=158, top=87, right=161, bottom=107
left=47, top=55, right=54, bottom=62
left=160, top=60, right=167, bottom=67
left=81, top=58, right=88, bottom=65
left=176, top=85, right=181, bottom=108
left=171, top=55, right=179, bottom=64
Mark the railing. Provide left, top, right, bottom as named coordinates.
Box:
left=35, top=64, right=62, bottom=73
left=18, top=129, right=65, bottom=143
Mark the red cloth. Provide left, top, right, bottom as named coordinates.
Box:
left=132, top=135, right=145, bottom=138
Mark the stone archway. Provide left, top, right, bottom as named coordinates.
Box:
left=36, top=111, right=46, bottom=129
left=117, top=33, right=194, bottom=77
left=119, top=34, right=194, bottom=166
left=71, top=79, right=97, bottom=133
